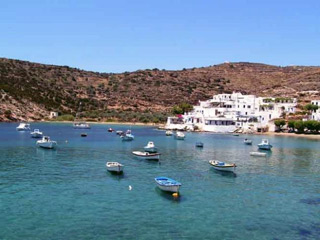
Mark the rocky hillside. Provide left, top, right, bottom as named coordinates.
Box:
left=1, top=58, right=319, bottom=122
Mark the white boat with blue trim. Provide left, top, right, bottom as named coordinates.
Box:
left=244, top=138, right=252, bottom=145
left=209, top=160, right=236, bottom=172
left=106, top=162, right=124, bottom=174
left=30, top=129, right=43, bottom=138
left=174, top=131, right=185, bottom=140
left=258, top=139, right=272, bottom=150
left=144, top=141, right=158, bottom=153
left=155, top=177, right=181, bottom=193
left=132, top=151, right=161, bottom=160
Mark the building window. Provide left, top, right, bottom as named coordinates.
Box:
left=269, top=114, right=271, bottom=119
left=243, top=105, right=246, bottom=108
left=247, top=105, right=251, bottom=108
left=245, top=112, right=247, bottom=115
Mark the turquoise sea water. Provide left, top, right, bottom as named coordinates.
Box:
left=1, top=123, right=319, bottom=240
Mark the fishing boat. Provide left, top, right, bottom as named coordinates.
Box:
left=121, top=130, right=134, bottom=141
left=106, top=162, right=124, bottom=174
left=209, top=160, right=236, bottom=172
left=36, top=136, right=57, bottom=149
left=108, top=128, right=114, bottom=132
left=155, top=177, right=181, bottom=193
left=16, top=123, right=31, bottom=131
left=244, top=138, right=252, bottom=145
left=195, top=142, right=204, bottom=148
left=30, top=129, right=43, bottom=138
left=258, top=139, right=273, bottom=150
left=144, top=141, right=158, bottom=153
left=250, top=151, right=267, bottom=157
left=73, top=122, right=90, bottom=129
left=132, top=151, right=161, bottom=160
left=165, top=130, right=173, bottom=136
left=174, top=131, right=185, bottom=140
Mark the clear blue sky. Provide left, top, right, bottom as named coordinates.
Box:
left=0, top=0, right=319, bottom=72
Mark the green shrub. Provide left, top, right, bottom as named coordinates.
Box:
left=55, top=114, right=74, bottom=121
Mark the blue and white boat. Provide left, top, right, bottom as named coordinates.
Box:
left=174, top=131, right=185, bottom=140
left=244, top=138, right=252, bottom=145
left=195, top=142, right=204, bottom=148
left=16, top=123, right=31, bottom=131
left=121, top=130, right=134, bottom=141
left=30, top=129, right=43, bottom=138
left=144, top=141, right=158, bottom=153
left=155, top=177, right=181, bottom=193
left=209, top=160, right=236, bottom=172
left=258, top=139, right=272, bottom=150
left=36, top=136, right=57, bottom=149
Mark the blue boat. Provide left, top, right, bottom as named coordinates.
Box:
left=120, top=130, right=134, bottom=141
left=155, top=177, right=181, bottom=193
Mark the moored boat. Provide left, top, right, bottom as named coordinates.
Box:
left=36, top=136, right=57, bottom=149
left=30, top=129, right=43, bottom=138
left=81, top=133, right=87, bottom=137
left=16, top=123, right=31, bottom=131
left=108, top=128, right=114, bottom=132
left=244, top=138, right=252, bottom=145
left=258, top=139, right=272, bottom=150
left=73, top=122, right=90, bottom=129
left=121, top=130, right=134, bottom=141
left=250, top=151, right=267, bottom=157
left=106, top=162, right=124, bottom=173
left=144, top=141, right=158, bottom=153
left=195, top=142, right=204, bottom=148
left=174, top=131, right=185, bottom=140
left=165, top=130, right=173, bottom=136
left=209, top=160, right=236, bottom=172
left=132, top=151, right=161, bottom=160
left=155, top=177, right=181, bottom=193
left=116, top=130, right=123, bottom=135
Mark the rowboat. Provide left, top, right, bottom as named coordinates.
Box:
left=195, top=142, right=204, bottom=148
left=16, top=123, right=31, bottom=131
left=106, top=162, right=124, bottom=174
left=36, top=136, right=57, bottom=149
left=174, top=131, right=185, bottom=140
left=144, top=141, right=158, bottom=153
left=132, top=151, right=161, bottom=160
left=209, top=160, right=236, bottom=172
left=244, top=138, right=252, bottom=145
left=250, top=151, right=267, bottom=157
left=155, top=177, right=181, bottom=193
left=258, top=139, right=272, bottom=150
left=30, top=129, right=43, bottom=138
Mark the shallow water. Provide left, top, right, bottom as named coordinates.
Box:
left=0, top=123, right=319, bottom=240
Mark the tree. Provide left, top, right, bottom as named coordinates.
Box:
left=294, top=120, right=305, bottom=133
left=288, top=120, right=295, bottom=130
left=274, top=119, right=286, bottom=131
left=304, top=104, right=319, bottom=112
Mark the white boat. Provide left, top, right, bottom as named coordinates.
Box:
left=132, top=151, right=161, bottom=160
left=155, top=177, right=181, bottom=193
left=144, top=141, right=158, bottom=153
left=16, top=123, right=31, bottom=131
left=244, top=138, right=252, bottom=145
left=116, top=130, right=124, bottom=135
left=106, top=162, right=124, bottom=173
left=209, top=160, right=236, bottom=172
left=36, top=136, right=57, bottom=149
left=258, top=139, right=273, bottom=150
left=120, top=130, right=134, bottom=141
left=73, top=122, right=90, bottom=129
left=250, top=151, right=267, bottom=157
left=165, top=130, right=173, bottom=136
left=30, top=129, right=43, bottom=138
left=174, top=131, right=185, bottom=140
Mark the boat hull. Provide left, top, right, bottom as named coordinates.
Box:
left=37, top=142, right=56, bottom=149
left=106, top=166, right=124, bottom=173
left=250, top=152, right=266, bottom=157
left=144, top=147, right=158, bottom=153
left=211, top=166, right=235, bottom=172
left=31, top=133, right=43, bottom=138
left=156, top=184, right=180, bottom=193
left=132, top=151, right=160, bottom=160
left=258, top=145, right=272, bottom=150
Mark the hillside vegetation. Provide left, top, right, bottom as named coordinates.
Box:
left=1, top=58, right=320, bottom=122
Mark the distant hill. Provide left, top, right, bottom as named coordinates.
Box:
left=0, top=58, right=319, bottom=122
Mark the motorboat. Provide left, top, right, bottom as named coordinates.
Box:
left=144, top=141, right=158, bottom=153
left=165, top=130, right=173, bottom=136
left=174, top=131, right=185, bottom=140
left=116, top=130, right=123, bottom=135
left=73, top=122, right=90, bottom=129
left=36, top=136, right=57, bottom=149
left=233, top=133, right=239, bottom=136
left=209, top=160, right=236, bottom=172
left=250, top=151, right=267, bottom=157
left=106, top=162, right=124, bottom=174
left=30, top=129, right=43, bottom=138
left=108, top=128, right=114, bottom=132
left=258, top=139, right=273, bottom=150
left=132, top=151, right=161, bottom=160
left=16, top=123, right=31, bottom=131
left=120, top=130, right=134, bottom=141
left=155, top=177, right=181, bottom=193
left=244, top=138, right=252, bottom=145
left=195, top=142, right=204, bottom=148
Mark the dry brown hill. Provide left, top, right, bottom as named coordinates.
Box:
left=0, top=58, right=319, bottom=122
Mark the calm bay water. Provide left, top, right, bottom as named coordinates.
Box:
left=0, top=123, right=319, bottom=240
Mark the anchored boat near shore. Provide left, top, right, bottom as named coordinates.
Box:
left=209, top=160, right=236, bottom=172
left=155, top=177, right=181, bottom=193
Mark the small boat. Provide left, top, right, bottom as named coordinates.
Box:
left=30, top=129, right=43, bottom=138
left=132, top=151, right=161, bottom=160
left=81, top=133, right=87, bottom=137
left=174, top=131, right=185, bottom=140
left=73, top=122, right=90, bottom=129
left=195, top=142, right=204, bottom=148
left=106, top=162, right=124, bottom=174
left=155, top=177, right=181, bottom=193
left=165, top=130, right=173, bottom=136
left=250, top=152, right=267, bottom=157
left=258, top=139, right=273, bottom=150
left=108, top=128, right=114, bottom=132
left=36, top=136, right=57, bottom=149
left=16, top=123, right=31, bottom=131
left=144, top=141, right=158, bottom=153
left=233, top=133, right=239, bottom=136
left=244, top=138, right=252, bottom=145
left=116, top=130, right=123, bottom=135
left=209, top=160, right=236, bottom=172
left=121, top=130, right=134, bottom=141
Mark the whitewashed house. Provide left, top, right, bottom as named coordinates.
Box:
left=310, top=100, right=320, bottom=121
left=49, top=111, right=59, bottom=119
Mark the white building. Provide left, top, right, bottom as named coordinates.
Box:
left=49, top=111, right=59, bottom=119
left=310, top=100, right=320, bottom=121
left=166, top=92, right=297, bottom=132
